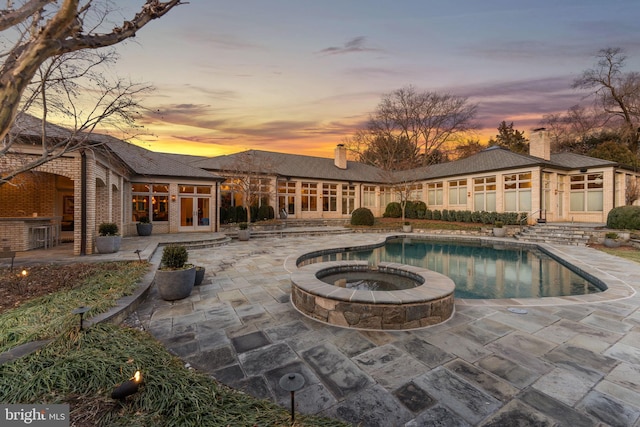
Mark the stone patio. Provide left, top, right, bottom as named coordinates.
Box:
left=132, top=233, right=640, bottom=426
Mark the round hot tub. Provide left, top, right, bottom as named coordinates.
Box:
left=290, top=261, right=455, bottom=330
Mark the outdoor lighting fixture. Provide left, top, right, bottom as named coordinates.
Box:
left=111, top=370, right=142, bottom=400
left=279, top=372, right=305, bottom=423
left=171, top=195, right=176, bottom=202
left=72, top=306, right=90, bottom=331
left=21, top=269, right=28, bottom=278
left=134, top=249, right=142, bottom=262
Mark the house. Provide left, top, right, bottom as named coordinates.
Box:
left=1, top=117, right=637, bottom=256
left=0, top=115, right=224, bottom=255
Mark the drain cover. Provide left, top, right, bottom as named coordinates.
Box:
left=507, top=307, right=528, bottom=314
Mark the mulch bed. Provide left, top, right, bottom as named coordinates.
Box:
left=0, top=264, right=104, bottom=313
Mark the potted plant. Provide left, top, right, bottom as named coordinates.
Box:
left=136, top=216, right=153, bottom=236
left=402, top=221, right=412, bottom=232
left=194, top=266, right=206, bottom=286
left=95, top=222, right=121, bottom=253
left=238, top=222, right=250, bottom=241
left=492, top=221, right=506, bottom=237
left=155, top=244, right=195, bottom=301
left=603, top=232, right=621, bottom=248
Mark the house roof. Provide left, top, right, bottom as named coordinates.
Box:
left=102, top=138, right=222, bottom=180
left=172, top=145, right=621, bottom=185
left=179, top=150, right=385, bottom=183
left=11, top=114, right=221, bottom=181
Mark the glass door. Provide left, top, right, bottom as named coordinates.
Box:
left=180, top=197, right=211, bottom=230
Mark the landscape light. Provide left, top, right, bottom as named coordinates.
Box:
left=111, top=370, right=143, bottom=400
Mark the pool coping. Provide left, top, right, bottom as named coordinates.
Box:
left=285, top=233, right=637, bottom=308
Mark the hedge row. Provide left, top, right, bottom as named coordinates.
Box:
left=220, top=205, right=275, bottom=224
left=383, top=201, right=526, bottom=225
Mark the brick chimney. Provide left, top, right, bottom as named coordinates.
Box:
left=529, top=128, right=550, bottom=160
left=334, top=144, right=347, bottom=169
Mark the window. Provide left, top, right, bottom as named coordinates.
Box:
left=342, top=184, right=356, bottom=214
left=302, top=182, right=317, bottom=211
left=278, top=181, right=296, bottom=215
left=448, top=179, right=467, bottom=205
left=473, top=176, right=496, bottom=211
left=132, top=183, right=169, bottom=222
left=570, top=173, right=603, bottom=211
left=363, top=185, right=376, bottom=207
left=323, top=184, right=338, bottom=212
left=380, top=186, right=395, bottom=208
left=427, top=182, right=443, bottom=206
left=408, top=184, right=423, bottom=201
left=503, top=172, right=532, bottom=212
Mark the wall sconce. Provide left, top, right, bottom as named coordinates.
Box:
left=171, top=195, right=176, bottom=202
left=467, top=192, right=471, bottom=197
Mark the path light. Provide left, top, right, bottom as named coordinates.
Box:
left=72, top=306, right=90, bottom=331
left=279, top=372, right=305, bottom=424
left=111, top=370, right=143, bottom=400
left=134, top=249, right=142, bottom=262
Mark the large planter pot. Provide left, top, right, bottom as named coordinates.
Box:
left=493, top=227, right=506, bottom=237
left=194, top=266, right=205, bottom=286
left=603, top=238, right=621, bottom=248
left=136, top=223, right=153, bottom=236
left=402, top=225, right=412, bottom=233
left=238, top=230, right=250, bottom=241
left=155, top=266, right=196, bottom=301
left=95, top=235, right=121, bottom=253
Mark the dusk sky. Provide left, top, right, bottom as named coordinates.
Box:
left=110, top=0, right=640, bottom=158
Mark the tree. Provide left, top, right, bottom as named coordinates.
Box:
left=588, top=141, right=639, bottom=168
left=540, top=104, right=606, bottom=153
left=345, top=85, right=477, bottom=170
left=0, top=0, right=182, bottom=185
left=488, top=121, right=528, bottom=154
left=220, top=151, right=276, bottom=225
left=573, top=48, right=640, bottom=153
left=454, top=138, right=484, bottom=159
left=1, top=49, right=153, bottom=185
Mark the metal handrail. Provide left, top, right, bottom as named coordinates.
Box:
left=520, top=209, right=546, bottom=224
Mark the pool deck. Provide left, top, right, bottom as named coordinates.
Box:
left=4, top=230, right=640, bottom=426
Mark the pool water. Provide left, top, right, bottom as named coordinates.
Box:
left=303, top=238, right=602, bottom=299
left=319, top=270, right=420, bottom=291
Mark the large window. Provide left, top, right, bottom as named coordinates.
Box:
left=473, top=176, right=496, bottom=211
left=503, top=172, right=532, bottom=212
left=278, top=181, right=296, bottom=215
left=132, top=183, right=169, bottom=222
left=570, top=173, right=603, bottom=211
left=302, top=182, right=317, bottom=211
left=380, top=186, right=395, bottom=208
left=323, top=184, right=338, bottom=212
left=427, top=182, right=443, bottom=206
left=448, top=179, right=467, bottom=206
left=363, top=185, right=376, bottom=207
left=342, top=184, right=356, bottom=214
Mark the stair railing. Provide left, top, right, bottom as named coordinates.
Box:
left=520, top=209, right=546, bottom=225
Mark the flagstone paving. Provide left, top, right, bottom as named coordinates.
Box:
left=129, top=234, right=640, bottom=426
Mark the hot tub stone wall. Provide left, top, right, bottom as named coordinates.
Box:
left=290, top=261, right=455, bottom=330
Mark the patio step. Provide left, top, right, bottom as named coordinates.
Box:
left=159, top=235, right=232, bottom=250
left=514, top=224, right=594, bottom=246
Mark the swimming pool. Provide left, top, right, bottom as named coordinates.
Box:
left=299, top=237, right=603, bottom=299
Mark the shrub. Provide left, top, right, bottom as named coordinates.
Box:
left=432, top=209, right=442, bottom=220
left=424, top=209, right=433, bottom=220
left=257, top=205, right=272, bottom=221
left=607, top=206, right=640, bottom=230
left=605, top=232, right=619, bottom=239
left=98, top=222, right=118, bottom=236
left=138, top=216, right=150, bottom=224
left=351, top=207, right=375, bottom=226
left=493, top=221, right=503, bottom=228
left=161, top=244, right=189, bottom=269
left=414, top=201, right=427, bottom=218
left=235, top=206, right=247, bottom=223
left=238, top=222, right=248, bottom=230
left=383, top=202, right=402, bottom=218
